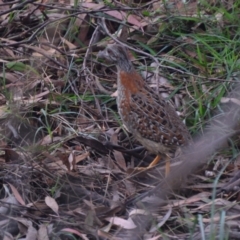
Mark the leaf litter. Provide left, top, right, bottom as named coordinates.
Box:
left=0, top=0, right=240, bottom=239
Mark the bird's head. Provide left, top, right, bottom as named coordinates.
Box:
left=98, top=44, right=133, bottom=72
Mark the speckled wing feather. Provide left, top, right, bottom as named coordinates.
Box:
left=128, top=87, right=190, bottom=148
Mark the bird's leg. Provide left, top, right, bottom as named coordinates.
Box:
left=133, top=155, right=160, bottom=172
left=165, top=156, right=170, bottom=176
left=134, top=154, right=170, bottom=176
left=148, top=154, right=161, bottom=168
left=148, top=154, right=170, bottom=176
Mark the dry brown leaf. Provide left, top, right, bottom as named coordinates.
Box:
left=111, top=90, right=118, bottom=97
left=45, top=196, right=59, bottom=215
left=37, top=224, right=49, bottom=240
left=0, top=73, right=18, bottom=82
left=60, top=228, right=88, bottom=239
left=39, top=135, right=52, bottom=145
left=60, top=37, right=77, bottom=50
left=68, top=152, right=75, bottom=171
left=110, top=129, right=127, bottom=171
left=0, top=59, right=9, bottom=63
left=75, top=152, right=90, bottom=163
left=32, top=50, right=55, bottom=57
left=0, top=0, right=10, bottom=21
left=8, top=183, right=25, bottom=206
left=149, top=208, right=172, bottom=232
left=0, top=93, right=6, bottom=105
left=19, top=97, right=42, bottom=104
left=76, top=14, right=90, bottom=45
left=129, top=209, right=149, bottom=216
left=45, top=159, right=68, bottom=174
left=175, top=1, right=198, bottom=15
left=13, top=217, right=37, bottom=239
left=124, top=180, right=136, bottom=196
left=161, top=192, right=211, bottom=210
left=81, top=2, right=104, bottom=10
left=0, top=228, right=12, bottom=240
left=97, top=230, right=113, bottom=239
left=148, top=235, right=162, bottom=240
left=0, top=157, right=5, bottom=164
left=38, top=135, right=63, bottom=146
left=30, top=46, right=56, bottom=57
left=105, top=217, right=137, bottom=229
left=0, top=106, right=8, bottom=119
left=184, top=49, right=198, bottom=58
left=40, top=152, right=69, bottom=175
left=25, top=225, right=38, bottom=240
left=99, top=222, right=112, bottom=233
left=193, top=198, right=240, bottom=213
left=203, top=213, right=240, bottom=223
left=221, top=97, right=240, bottom=106
left=29, top=90, right=50, bottom=100
left=0, top=195, right=19, bottom=214
left=3, top=47, right=15, bottom=58
left=104, top=11, right=142, bottom=29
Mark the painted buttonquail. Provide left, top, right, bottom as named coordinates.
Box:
left=98, top=44, right=191, bottom=175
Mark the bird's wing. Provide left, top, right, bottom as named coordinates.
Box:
left=128, top=89, right=190, bottom=147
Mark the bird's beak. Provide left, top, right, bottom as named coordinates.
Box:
left=97, top=50, right=106, bottom=60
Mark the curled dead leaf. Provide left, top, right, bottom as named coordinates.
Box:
left=45, top=196, right=59, bottom=215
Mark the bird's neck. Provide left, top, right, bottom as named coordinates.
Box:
left=117, top=70, right=144, bottom=94
left=117, top=59, right=134, bottom=73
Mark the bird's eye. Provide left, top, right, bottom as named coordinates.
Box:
left=107, top=49, right=113, bottom=55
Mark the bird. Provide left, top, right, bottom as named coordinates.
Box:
left=97, top=44, right=191, bottom=176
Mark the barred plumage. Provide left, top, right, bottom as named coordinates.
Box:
left=98, top=44, right=191, bottom=175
